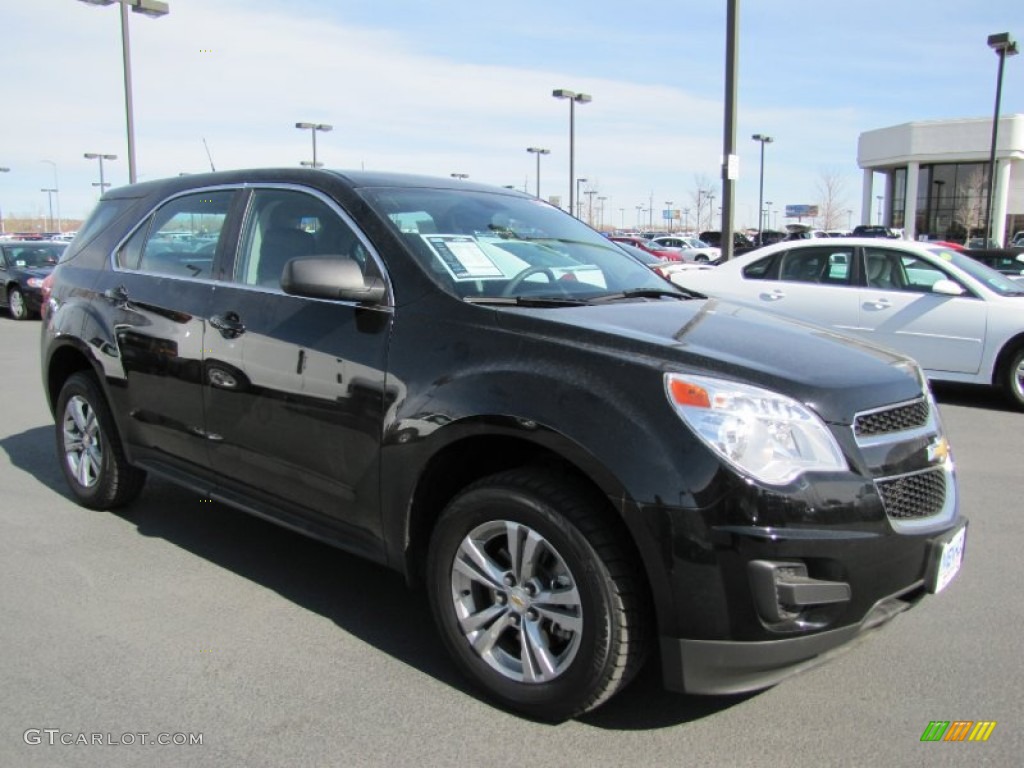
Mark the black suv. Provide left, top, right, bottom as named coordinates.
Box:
left=41, top=169, right=966, bottom=720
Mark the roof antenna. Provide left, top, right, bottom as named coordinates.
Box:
left=202, top=138, right=216, bottom=172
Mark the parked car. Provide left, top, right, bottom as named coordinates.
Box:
left=616, top=242, right=715, bottom=283
left=42, top=170, right=965, bottom=720
left=649, top=235, right=721, bottom=263
left=851, top=225, right=899, bottom=238
left=960, top=248, right=1024, bottom=276
left=677, top=237, right=1024, bottom=406
left=607, top=235, right=682, bottom=261
left=0, top=240, right=66, bottom=319
left=1012, top=232, right=1024, bottom=247
left=699, top=230, right=755, bottom=250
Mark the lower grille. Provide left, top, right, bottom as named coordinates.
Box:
left=876, top=469, right=947, bottom=520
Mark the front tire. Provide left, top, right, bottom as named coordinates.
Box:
left=8, top=287, right=30, bottom=320
left=55, top=372, right=146, bottom=509
left=426, top=469, right=649, bottom=720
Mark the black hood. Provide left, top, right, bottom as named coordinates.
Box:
left=509, top=297, right=923, bottom=424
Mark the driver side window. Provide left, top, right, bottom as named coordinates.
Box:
left=234, top=189, right=373, bottom=290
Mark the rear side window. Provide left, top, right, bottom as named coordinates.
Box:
left=117, top=191, right=233, bottom=279
left=778, top=246, right=855, bottom=285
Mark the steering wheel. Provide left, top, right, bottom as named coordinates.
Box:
left=501, top=266, right=558, bottom=296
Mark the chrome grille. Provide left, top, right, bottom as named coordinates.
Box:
left=876, top=469, right=947, bottom=520
left=855, top=399, right=930, bottom=438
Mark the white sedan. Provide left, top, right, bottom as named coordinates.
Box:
left=650, top=236, right=721, bottom=263
left=676, top=238, right=1024, bottom=407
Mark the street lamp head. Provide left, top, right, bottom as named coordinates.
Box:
left=573, top=93, right=592, bottom=104
left=84, top=153, right=118, bottom=160
left=752, top=134, right=774, bottom=143
left=552, top=89, right=575, bottom=100
left=577, top=178, right=588, bottom=184
left=296, top=122, right=333, bottom=131
left=131, top=0, right=170, bottom=18
left=77, top=0, right=117, bottom=5
left=299, top=161, right=323, bottom=169
left=450, top=173, right=469, bottom=180
left=526, top=147, right=550, bottom=155
left=988, top=32, right=1019, bottom=55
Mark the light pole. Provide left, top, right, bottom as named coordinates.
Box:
left=985, top=32, right=1018, bottom=247
left=0, top=166, right=9, bottom=235
left=575, top=177, right=588, bottom=219
left=764, top=201, right=773, bottom=234
left=752, top=134, right=773, bottom=247
left=40, top=160, right=61, bottom=233
left=664, top=201, right=673, bottom=231
left=683, top=208, right=690, bottom=231
left=552, top=88, right=592, bottom=221
left=41, top=188, right=57, bottom=232
left=84, top=152, right=118, bottom=196
left=78, top=1, right=170, bottom=185
left=707, top=194, right=716, bottom=231
left=295, top=122, right=332, bottom=168
left=876, top=195, right=883, bottom=225
left=635, top=205, right=643, bottom=230
left=526, top=147, right=550, bottom=199
left=597, top=196, right=607, bottom=230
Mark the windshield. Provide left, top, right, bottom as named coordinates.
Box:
left=926, top=247, right=1024, bottom=296
left=3, top=244, right=65, bottom=268
left=360, top=187, right=681, bottom=302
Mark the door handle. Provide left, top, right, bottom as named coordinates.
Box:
left=760, top=289, right=785, bottom=301
left=209, top=311, right=246, bottom=339
left=864, top=298, right=892, bottom=310
left=102, top=285, right=129, bottom=306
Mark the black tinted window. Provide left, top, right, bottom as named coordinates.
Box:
left=120, top=191, right=233, bottom=279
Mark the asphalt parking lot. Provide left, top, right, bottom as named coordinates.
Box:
left=1, top=314, right=1021, bottom=767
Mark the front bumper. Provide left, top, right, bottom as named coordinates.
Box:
left=658, top=517, right=967, bottom=694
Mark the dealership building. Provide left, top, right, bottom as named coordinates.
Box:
left=857, top=114, right=1024, bottom=244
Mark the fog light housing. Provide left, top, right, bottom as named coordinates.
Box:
left=749, top=560, right=851, bottom=628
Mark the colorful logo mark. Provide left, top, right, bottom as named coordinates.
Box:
left=921, top=721, right=996, bottom=742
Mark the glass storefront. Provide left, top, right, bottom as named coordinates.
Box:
left=889, top=162, right=991, bottom=243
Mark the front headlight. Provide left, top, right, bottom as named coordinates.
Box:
left=664, top=373, right=847, bottom=485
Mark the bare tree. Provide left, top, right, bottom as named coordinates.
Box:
left=688, top=174, right=718, bottom=233
left=815, top=167, right=850, bottom=231
left=952, top=168, right=987, bottom=243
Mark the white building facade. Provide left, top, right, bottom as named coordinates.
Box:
left=857, top=115, right=1024, bottom=245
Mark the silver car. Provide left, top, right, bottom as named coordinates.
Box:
left=678, top=238, right=1024, bottom=407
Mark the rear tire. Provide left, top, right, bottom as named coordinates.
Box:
left=55, top=372, right=146, bottom=509
left=1001, top=348, right=1024, bottom=410
left=426, top=468, right=649, bottom=720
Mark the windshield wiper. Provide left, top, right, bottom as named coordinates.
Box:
left=465, top=295, right=590, bottom=307
left=589, top=288, right=701, bottom=303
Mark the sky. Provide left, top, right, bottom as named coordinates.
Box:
left=0, top=0, right=1021, bottom=232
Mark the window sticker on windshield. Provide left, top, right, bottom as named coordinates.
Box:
left=423, top=235, right=506, bottom=280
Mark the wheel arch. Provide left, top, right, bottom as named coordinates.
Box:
left=396, top=427, right=667, bottom=636
left=990, top=332, right=1024, bottom=389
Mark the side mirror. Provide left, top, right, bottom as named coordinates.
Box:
left=931, top=279, right=964, bottom=296
left=281, top=256, right=386, bottom=304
